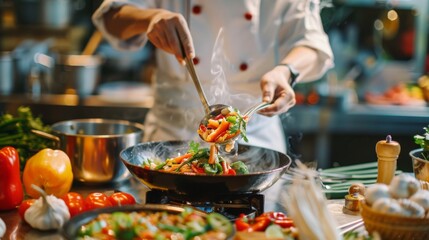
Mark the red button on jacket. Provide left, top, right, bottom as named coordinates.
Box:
left=192, top=5, right=202, bottom=14
left=244, top=12, right=252, bottom=21
left=193, top=57, right=200, bottom=65
left=239, top=63, right=248, bottom=71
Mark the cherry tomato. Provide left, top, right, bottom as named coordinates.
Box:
left=18, top=199, right=36, bottom=221
left=61, top=192, right=85, bottom=217
left=84, top=192, right=112, bottom=211
left=108, top=192, right=136, bottom=206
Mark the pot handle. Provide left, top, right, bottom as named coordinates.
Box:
left=31, top=129, right=61, bottom=148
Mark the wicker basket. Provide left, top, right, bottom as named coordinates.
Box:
left=360, top=201, right=429, bottom=240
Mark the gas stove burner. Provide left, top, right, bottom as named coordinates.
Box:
left=145, top=189, right=264, bottom=220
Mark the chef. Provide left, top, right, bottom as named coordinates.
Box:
left=93, top=0, right=333, bottom=210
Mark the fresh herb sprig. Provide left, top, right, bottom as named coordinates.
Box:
left=0, top=106, right=55, bottom=169
left=228, top=108, right=248, bottom=142
left=414, top=125, right=429, bottom=159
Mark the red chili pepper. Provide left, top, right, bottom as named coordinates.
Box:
left=61, top=192, right=85, bottom=217
left=199, top=124, right=207, bottom=132
left=213, top=114, right=225, bottom=120
left=226, top=168, right=236, bottom=175
left=235, top=213, right=271, bottom=232
left=249, top=216, right=271, bottom=231
left=191, top=163, right=205, bottom=173
left=0, top=146, right=24, bottom=211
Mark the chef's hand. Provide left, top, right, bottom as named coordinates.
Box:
left=146, top=10, right=195, bottom=64
left=258, top=66, right=296, bottom=116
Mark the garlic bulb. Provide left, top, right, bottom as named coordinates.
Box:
left=409, top=190, right=429, bottom=212
left=24, top=184, right=70, bottom=231
left=389, top=174, right=420, bottom=199
left=365, top=183, right=391, bottom=206
left=372, top=198, right=402, bottom=215
left=0, top=217, right=5, bottom=238
left=397, top=199, right=425, bottom=218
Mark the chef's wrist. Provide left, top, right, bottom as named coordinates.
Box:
left=276, top=63, right=299, bottom=88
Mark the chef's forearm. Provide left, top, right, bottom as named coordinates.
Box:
left=278, top=46, right=319, bottom=84
left=103, top=5, right=163, bottom=40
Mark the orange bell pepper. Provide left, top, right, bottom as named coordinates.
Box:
left=23, top=148, right=73, bottom=198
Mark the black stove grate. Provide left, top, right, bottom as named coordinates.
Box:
left=145, top=189, right=264, bottom=220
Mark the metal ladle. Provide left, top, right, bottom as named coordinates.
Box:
left=175, top=30, right=270, bottom=144
left=176, top=29, right=227, bottom=115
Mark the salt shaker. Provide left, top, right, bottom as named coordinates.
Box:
left=376, top=135, right=401, bottom=184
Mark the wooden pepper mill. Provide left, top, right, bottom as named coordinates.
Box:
left=376, top=135, right=401, bottom=184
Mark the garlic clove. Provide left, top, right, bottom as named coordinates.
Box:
left=409, top=190, right=429, bottom=212
left=372, top=198, right=402, bottom=216
left=397, top=198, right=425, bottom=218
left=388, top=174, right=421, bottom=199
left=365, top=183, right=391, bottom=206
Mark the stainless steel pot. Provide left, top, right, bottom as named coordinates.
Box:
left=34, top=119, right=144, bottom=184
left=35, top=53, right=102, bottom=96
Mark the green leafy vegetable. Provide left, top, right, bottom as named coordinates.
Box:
left=0, top=106, right=55, bottom=169
left=230, top=161, right=249, bottom=174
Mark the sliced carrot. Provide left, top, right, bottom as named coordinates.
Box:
left=206, top=120, right=230, bottom=142
left=208, top=144, right=218, bottom=164
left=168, top=153, right=193, bottom=164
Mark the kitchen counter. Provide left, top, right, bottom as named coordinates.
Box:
left=0, top=177, right=362, bottom=240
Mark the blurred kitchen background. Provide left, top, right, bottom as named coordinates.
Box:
left=1, top=0, right=428, bottom=171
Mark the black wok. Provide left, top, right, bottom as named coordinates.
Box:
left=120, top=141, right=291, bottom=197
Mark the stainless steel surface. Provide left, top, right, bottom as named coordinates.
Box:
left=243, top=102, right=271, bottom=118
left=176, top=30, right=211, bottom=114
left=410, top=148, right=429, bottom=182
left=51, top=119, right=144, bottom=184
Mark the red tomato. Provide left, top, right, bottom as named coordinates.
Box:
left=18, top=199, right=36, bottom=221
left=84, top=192, right=112, bottom=211
left=108, top=192, right=136, bottom=206
left=262, top=211, right=294, bottom=228
left=61, top=192, right=85, bottom=217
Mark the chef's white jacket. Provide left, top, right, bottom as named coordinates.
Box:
left=93, top=0, right=333, bottom=155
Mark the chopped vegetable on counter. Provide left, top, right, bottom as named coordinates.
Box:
left=0, top=106, right=54, bottom=170
left=77, top=207, right=231, bottom=240
left=0, top=146, right=24, bottom=211
left=23, top=148, right=73, bottom=198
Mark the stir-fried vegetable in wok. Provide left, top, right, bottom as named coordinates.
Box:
left=198, top=107, right=248, bottom=144
left=141, top=142, right=249, bottom=175
left=77, top=207, right=232, bottom=240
